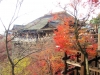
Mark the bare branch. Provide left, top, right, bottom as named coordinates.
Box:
left=8, top=0, right=23, bottom=31
left=0, top=18, right=6, bottom=31
left=14, top=48, right=43, bottom=66
left=0, top=0, right=3, bottom=3
left=7, top=35, right=16, bottom=42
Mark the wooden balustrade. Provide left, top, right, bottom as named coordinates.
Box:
left=62, top=50, right=100, bottom=75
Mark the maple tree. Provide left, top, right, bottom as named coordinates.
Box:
left=52, top=0, right=100, bottom=75
left=53, top=15, right=97, bottom=55
left=90, top=0, right=98, bottom=3
left=53, top=13, right=98, bottom=75
left=24, top=38, right=64, bottom=75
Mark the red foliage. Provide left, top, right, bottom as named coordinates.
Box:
left=92, top=0, right=98, bottom=3
left=53, top=15, right=97, bottom=57
left=0, top=36, right=12, bottom=61
left=88, top=0, right=99, bottom=4
left=0, top=35, right=3, bottom=39
left=86, top=44, right=97, bottom=56
left=0, top=41, right=6, bottom=53
left=54, top=17, right=77, bottom=56
left=0, top=54, right=7, bottom=61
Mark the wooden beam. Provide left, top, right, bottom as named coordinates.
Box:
left=89, top=67, right=100, bottom=73
left=67, top=50, right=81, bottom=53
left=66, top=60, right=81, bottom=67
left=89, top=56, right=100, bottom=63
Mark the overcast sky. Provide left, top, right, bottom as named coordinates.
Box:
left=0, top=0, right=68, bottom=34
left=0, top=0, right=100, bottom=34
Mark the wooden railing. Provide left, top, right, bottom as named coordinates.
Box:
left=62, top=50, right=100, bottom=75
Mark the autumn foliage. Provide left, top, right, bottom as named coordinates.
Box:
left=89, top=0, right=98, bottom=3
left=54, top=19, right=74, bottom=53
left=53, top=15, right=97, bottom=57
left=0, top=36, right=12, bottom=61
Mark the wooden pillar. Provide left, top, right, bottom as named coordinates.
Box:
left=98, top=34, right=100, bottom=54
left=62, top=52, right=68, bottom=75
left=46, top=32, right=48, bottom=37
left=98, top=60, right=100, bottom=75
left=74, top=52, right=78, bottom=75
left=38, top=33, right=40, bottom=40
left=97, top=26, right=100, bottom=75
left=74, top=69, right=78, bottom=75
left=80, top=53, right=85, bottom=75
left=94, top=56, right=99, bottom=75
left=26, top=32, right=29, bottom=38
left=35, top=31, right=38, bottom=42
left=98, top=26, right=100, bottom=55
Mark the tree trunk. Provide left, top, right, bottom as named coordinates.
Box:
left=6, top=32, right=15, bottom=75
left=85, top=55, right=90, bottom=75
left=12, top=65, right=15, bottom=75
left=74, top=18, right=90, bottom=75
left=46, top=59, right=53, bottom=75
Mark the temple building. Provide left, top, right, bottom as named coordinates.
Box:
left=12, top=11, right=74, bottom=40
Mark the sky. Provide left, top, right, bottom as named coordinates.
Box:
left=0, top=0, right=67, bottom=34
left=0, top=0, right=100, bottom=34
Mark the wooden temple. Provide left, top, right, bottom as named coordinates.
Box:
left=12, top=12, right=73, bottom=40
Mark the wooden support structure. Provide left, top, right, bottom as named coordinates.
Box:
left=62, top=50, right=100, bottom=75
left=80, top=52, right=85, bottom=75
left=61, top=29, right=100, bottom=75
left=66, top=60, right=81, bottom=67
left=62, top=52, right=68, bottom=75
left=89, top=67, right=100, bottom=73
left=98, top=26, right=100, bottom=55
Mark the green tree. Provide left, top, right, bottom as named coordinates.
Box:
left=1, top=57, right=30, bottom=75
left=90, top=14, right=100, bottom=33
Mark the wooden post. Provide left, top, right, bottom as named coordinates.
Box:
left=95, top=56, right=99, bottom=75
left=74, top=52, right=78, bottom=75
left=62, top=52, right=68, bottom=75
left=98, top=60, right=100, bottom=75
left=80, top=53, right=85, bottom=75
left=74, top=68, right=77, bottom=75
left=97, top=26, right=100, bottom=75
left=98, top=26, right=100, bottom=55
